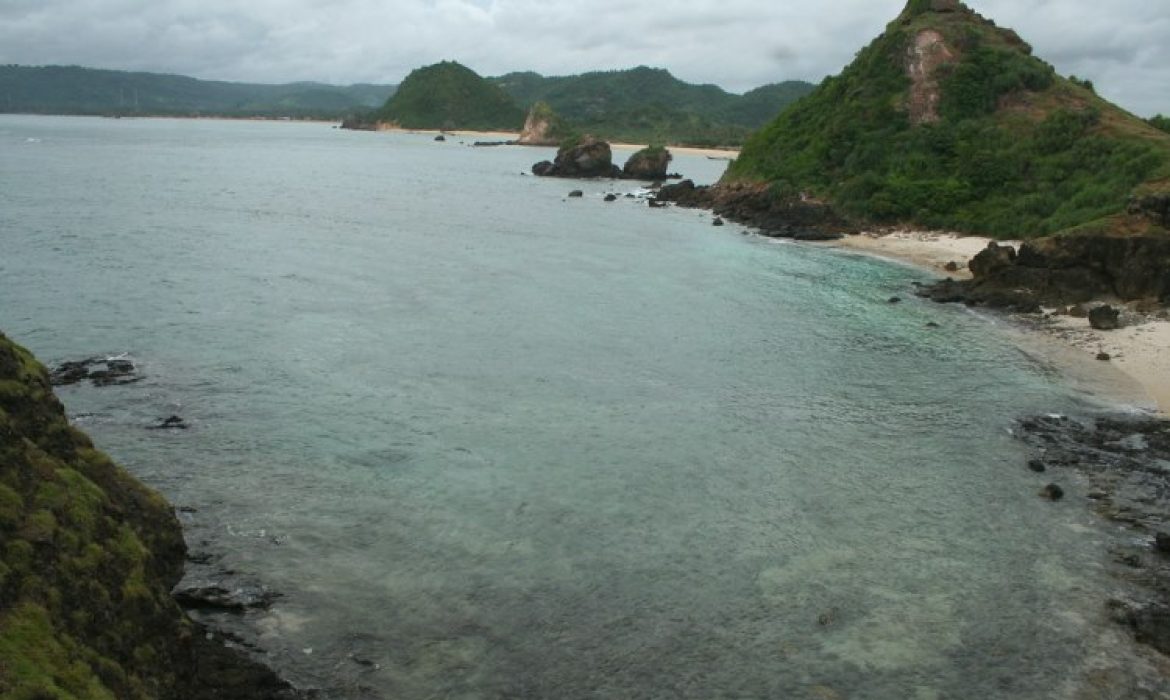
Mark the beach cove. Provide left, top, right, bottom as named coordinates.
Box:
left=2, top=115, right=1169, bottom=698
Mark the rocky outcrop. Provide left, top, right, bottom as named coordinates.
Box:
left=1129, top=193, right=1170, bottom=228
left=919, top=235, right=1170, bottom=310
left=531, top=135, right=622, bottom=178
left=1017, top=414, right=1170, bottom=656
left=0, top=331, right=297, bottom=699
left=516, top=102, right=570, bottom=147
left=655, top=180, right=853, bottom=240
left=622, top=146, right=673, bottom=180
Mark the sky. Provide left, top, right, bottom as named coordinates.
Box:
left=1, top=0, right=1167, bottom=117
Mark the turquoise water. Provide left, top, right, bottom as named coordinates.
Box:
left=0, top=116, right=1155, bottom=698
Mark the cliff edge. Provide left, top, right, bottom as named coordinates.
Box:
left=0, top=331, right=296, bottom=699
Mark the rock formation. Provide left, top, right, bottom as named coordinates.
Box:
left=0, top=331, right=297, bottom=699
left=531, top=135, right=622, bottom=178
left=516, top=102, right=571, bottom=147
left=622, top=146, right=673, bottom=180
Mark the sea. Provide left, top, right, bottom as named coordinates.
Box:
left=0, top=115, right=1165, bottom=699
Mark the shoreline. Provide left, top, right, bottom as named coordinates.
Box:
left=823, top=230, right=1170, bottom=416
left=366, top=125, right=742, bottom=159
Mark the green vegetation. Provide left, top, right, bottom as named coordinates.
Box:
left=0, top=332, right=190, bottom=699
left=492, top=67, right=814, bottom=147
left=1151, top=115, right=1170, bottom=134
left=0, top=64, right=395, bottom=119
left=376, top=61, right=524, bottom=131
left=727, top=1, right=1170, bottom=238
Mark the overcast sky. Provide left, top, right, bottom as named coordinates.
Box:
left=1, top=0, right=1167, bottom=117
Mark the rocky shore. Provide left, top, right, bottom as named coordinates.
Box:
left=651, top=181, right=1170, bottom=656
left=0, top=331, right=300, bottom=699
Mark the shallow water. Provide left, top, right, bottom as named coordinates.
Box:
left=0, top=116, right=1158, bottom=698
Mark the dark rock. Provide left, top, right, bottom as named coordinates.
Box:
left=792, top=230, right=846, bottom=242
left=1097, top=352, right=1113, bottom=361
left=604, top=193, right=618, bottom=202
left=173, top=582, right=281, bottom=612
left=567, top=190, right=584, bottom=198
left=925, top=321, right=941, bottom=328
left=1118, top=604, right=1170, bottom=656
left=50, top=355, right=139, bottom=387
left=532, top=135, right=619, bottom=179
left=622, top=146, right=673, bottom=180
left=944, top=261, right=960, bottom=272
left=648, top=199, right=666, bottom=209
left=434, top=134, right=446, bottom=142
left=969, top=242, right=1017, bottom=278
left=713, top=218, right=724, bottom=227
left=1027, top=459, right=1047, bottom=473
left=888, top=297, right=902, bottom=304
left=1040, top=483, right=1065, bottom=501
left=1089, top=305, right=1122, bottom=330
left=1155, top=530, right=1170, bottom=555
left=1127, top=193, right=1170, bottom=228
left=149, top=415, right=189, bottom=430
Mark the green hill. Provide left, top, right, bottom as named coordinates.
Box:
left=726, top=0, right=1170, bottom=239
left=491, top=67, right=814, bottom=146
left=375, top=61, right=524, bottom=131
left=0, top=65, right=396, bottom=119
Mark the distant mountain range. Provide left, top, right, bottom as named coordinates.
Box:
left=365, top=62, right=815, bottom=147
left=0, top=65, right=397, bottom=119
left=1, top=63, right=816, bottom=146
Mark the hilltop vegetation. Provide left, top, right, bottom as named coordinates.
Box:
left=0, top=65, right=395, bottom=119
left=375, top=61, right=524, bottom=131
left=726, top=1, right=1170, bottom=239
left=492, top=67, right=813, bottom=146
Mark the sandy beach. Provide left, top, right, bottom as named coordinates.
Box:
left=826, top=230, right=1170, bottom=416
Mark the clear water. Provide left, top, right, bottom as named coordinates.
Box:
left=0, top=116, right=1157, bottom=698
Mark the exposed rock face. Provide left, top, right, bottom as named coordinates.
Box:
left=0, top=331, right=298, bottom=699
left=967, top=241, right=1016, bottom=278
left=905, top=29, right=956, bottom=125
left=919, top=236, right=1170, bottom=310
left=656, top=181, right=853, bottom=240
left=1129, top=193, right=1170, bottom=228
left=516, top=102, right=569, bottom=147
left=622, top=147, right=673, bottom=180
left=531, top=135, right=621, bottom=178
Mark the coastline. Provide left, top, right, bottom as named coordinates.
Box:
left=365, top=125, right=742, bottom=159
left=823, top=230, right=1170, bottom=416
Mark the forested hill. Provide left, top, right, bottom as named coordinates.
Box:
left=725, top=0, right=1170, bottom=239
left=0, top=65, right=396, bottom=119
left=374, top=61, right=525, bottom=132
left=490, top=67, right=814, bottom=146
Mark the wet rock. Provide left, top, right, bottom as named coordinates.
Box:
left=925, top=321, right=941, bottom=328
left=944, top=261, right=960, bottom=272
left=1027, top=459, right=1047, bottom=473
left=1155, top=530, right=1170, bottom=555
left=888, top=297, right=902, bottom=304
left=149, top=415, right=189, bottom=430
left=434, top=134, right=446, bottom=142
left=50, top=355, right=139, bottom=387
left=713, top=218, right=724, bottom=226
left=173, top=581, right=282, bottom=612
left=1097, top=352, right=1112, bottom=361
left=1040, top=483, right=1065, bottom=501
left=567, top=190, right=583, bottom=198
left=604, top=193, right=618, bottom=202
left=532, top=160, right=555, bottom=176
left=1089, top=305, right=1122, bottom=330
left=647, top=199, right=666, bottom=209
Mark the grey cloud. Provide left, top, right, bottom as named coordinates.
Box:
left=0, top=0, right=1167, bottom=115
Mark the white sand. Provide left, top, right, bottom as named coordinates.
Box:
left=824, top=230, right=1170, bottom=416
